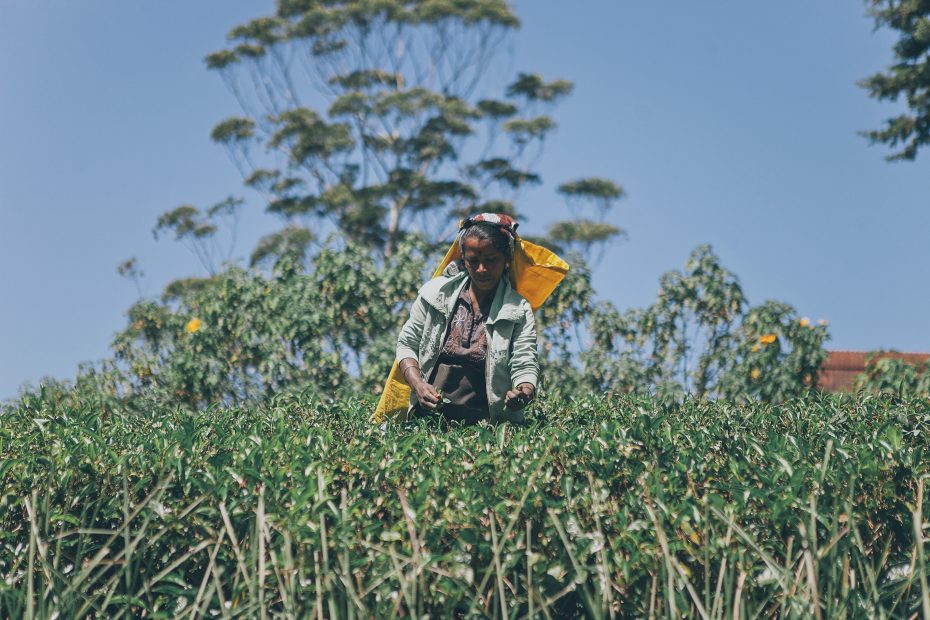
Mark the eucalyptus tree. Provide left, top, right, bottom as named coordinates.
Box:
left=861, top=0, right=930, bottom=160
left=176, top=0, right=627, bottom=262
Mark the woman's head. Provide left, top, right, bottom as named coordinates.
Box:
left=458, top=214, right=517, bottom=295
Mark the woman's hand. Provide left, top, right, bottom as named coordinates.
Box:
left=399, top=357, right=440, bottom=411
left=504, top=383, right=535, bottom=411
left=412, top=379, right=442, bottom=411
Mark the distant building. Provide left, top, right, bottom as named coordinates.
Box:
left=817, top=350, right=930, bottom=392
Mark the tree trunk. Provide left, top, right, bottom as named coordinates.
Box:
left=385, top=200, right=401, bottom=258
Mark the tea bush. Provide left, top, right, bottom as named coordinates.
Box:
left=582, top=245, right=829, bottom=403
left=855, top=353, right=930, bottom=400
left=3, top=392, right=929, bottom=618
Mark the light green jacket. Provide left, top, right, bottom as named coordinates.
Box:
left=396, top=271, right=539, bottom=423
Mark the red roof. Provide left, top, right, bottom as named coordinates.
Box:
left=818, top=350, right=930, bottom=392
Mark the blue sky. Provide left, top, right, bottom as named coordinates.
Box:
left=2, top=1, right=927, bottom=399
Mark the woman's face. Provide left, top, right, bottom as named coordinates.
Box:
left=462, top=237, right=508, bottom=296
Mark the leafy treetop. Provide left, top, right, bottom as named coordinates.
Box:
left=861, top=0, right=930, bottom=160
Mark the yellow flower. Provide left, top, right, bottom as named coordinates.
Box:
left=759, top=333, right=777, bottom=345
left=799, top=317, right=810, bottom=328
left=750, top=368, right=761, bottom=381
left=751, top=344, right=761, bottom=353
left=186, top=318, right=202, bottom=334
left=802, top=374, right=813, bottom=387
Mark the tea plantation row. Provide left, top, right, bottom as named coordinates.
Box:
left=2, top=391, right=929, bottom=618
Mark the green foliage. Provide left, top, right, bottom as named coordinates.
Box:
left=108, top=237, right=429, bottom=410
left=585, top=245, right=829, bottom=402
left=249, top=225, right=315, bottom=267
left=861, top=0, right=930, bottom=160
left=855, top=352, right=930, bottom=398
left=550, top=177, right=626, bottom=265
left=506, top=72, right=574, bottom=101
left=116, top=256, right=144, bottom=298
left=4, top=391, right=930, bottom=617
left=547, top=220, right=625, bottom=255
left=535, top=253, right=595, bottom=394
left=152, top=197, right=243, bottom=274
left=557, top=177, right=625, bottom=205
left=210, top=117, right=255, bottom=144
left=154, top=205, right=216, bottom=240
left=719, top=302, right=830, bottom=402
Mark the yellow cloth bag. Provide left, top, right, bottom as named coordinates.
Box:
left=371, top=237, right=569, bottom=423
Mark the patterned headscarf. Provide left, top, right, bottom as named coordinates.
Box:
left=459, top=213, right=519, bottom=240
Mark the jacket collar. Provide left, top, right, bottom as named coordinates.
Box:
left=422, top=271, right=524, bottom=324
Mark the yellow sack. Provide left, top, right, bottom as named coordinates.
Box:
left=371, top=237, right=569, bottom=423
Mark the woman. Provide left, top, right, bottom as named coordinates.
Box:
left=395, top=214, right=538, bottom=424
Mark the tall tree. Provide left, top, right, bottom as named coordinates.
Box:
left=196, top=0, right=623, bottom=260
left=861, top=0, right=930, bottom=160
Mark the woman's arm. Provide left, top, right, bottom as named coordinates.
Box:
left=396, top=292, right=441, bottom=410
left=505, top=303, right=539, bottom=410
